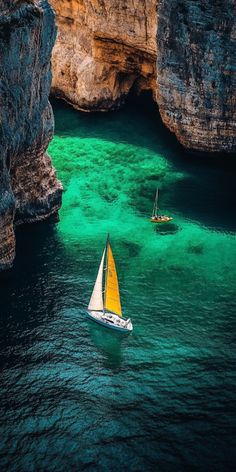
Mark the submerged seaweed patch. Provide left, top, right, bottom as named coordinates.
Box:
left=187, top=243, right=204, bottom=255
left=49, top=100, right=236, bottom=288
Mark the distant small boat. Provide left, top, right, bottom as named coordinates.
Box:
left=150, top=188, right=173, bottom=223
left=87, top=236, right=133, bottom=333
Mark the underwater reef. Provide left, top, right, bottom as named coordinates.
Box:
left=0, top=1, right=235, bottom=271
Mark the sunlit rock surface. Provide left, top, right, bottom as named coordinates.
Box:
left=156, top=0, right=236, bottom=152
left=0, top=0, right=62, bottom=271
left=50, top=0, right=157, bottom=111
left=51, top=0, right=236, bottom=153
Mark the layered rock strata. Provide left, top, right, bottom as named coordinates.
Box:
left=0, top=0, right=62, bottom=271
left=156, top=0, right=236, bottom=152
left=50, top=0, right=157, bottom=111
left=51, top=0, right=236, bottom=153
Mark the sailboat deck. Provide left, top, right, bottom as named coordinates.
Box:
left=87, top=310, right=133, bottom=332
left=150, top=215, right=173, bottom=223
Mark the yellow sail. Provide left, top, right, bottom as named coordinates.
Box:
left=104, top=242, right=122, bottom=316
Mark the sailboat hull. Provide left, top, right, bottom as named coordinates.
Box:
left=150, top=216, right=173, bottom=223
left=87, top=310, right=133, bottom=333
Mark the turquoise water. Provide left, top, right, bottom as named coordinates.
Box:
left=0, top=97, right=236, bottom=471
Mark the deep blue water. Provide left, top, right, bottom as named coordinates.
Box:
left=0, top=98, right=236, bottom=471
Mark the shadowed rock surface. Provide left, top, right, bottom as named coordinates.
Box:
left=156, top=0, right=236, bottom=152
left=0, top=0, right=62, bottom=271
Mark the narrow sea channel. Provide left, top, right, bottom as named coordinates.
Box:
left=0, top=97, right=235, bottom=471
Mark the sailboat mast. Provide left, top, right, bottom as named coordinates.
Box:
left=152, top=188, right=159, bottom=217
left=103, top=233, right=109, bottom=313
left=103, top=235, right=122, bottom=317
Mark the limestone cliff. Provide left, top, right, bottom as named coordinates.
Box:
left=156, top=0, right=236, bottom=152
left=50, top=0, right=157, bottom=111
left=0, top=0, right=62, bottom=271
left=51, top=0, right=236, bottom=153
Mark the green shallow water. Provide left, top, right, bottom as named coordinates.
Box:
left=0, top=97, right=236, bottom=471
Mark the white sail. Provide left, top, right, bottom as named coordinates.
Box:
left=88, top=248, right=105, bottom=311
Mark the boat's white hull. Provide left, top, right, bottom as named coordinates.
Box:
left=87, top=310, right=133, bottom=333
left=150, top=216, right=173, bottom=223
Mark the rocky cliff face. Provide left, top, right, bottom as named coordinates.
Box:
left=50, top=0, right=157, bottom=111
left=51, top=0, right=236, bottom=153
left=156, top=0, right=236, bottom=152
left=0, top=0, right=62, bottom=271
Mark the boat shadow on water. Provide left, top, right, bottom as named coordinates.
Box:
left=154, top=223, right=180, bottom=235
left=88, top=321, right=128, bottom=369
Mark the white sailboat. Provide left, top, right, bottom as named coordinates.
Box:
left=150, top=188, right=173, bottom=223
left=87, top=236, right=133, bottom=333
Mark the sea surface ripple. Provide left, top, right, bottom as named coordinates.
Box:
left=0, top=98, right=236, bottom=471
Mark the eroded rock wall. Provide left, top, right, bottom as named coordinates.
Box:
left=51, top=0, right=236, bottom=153
left=50, top=0, right=157, bottom=111
left=156, top=0, right=236, bottom=152
left=0, top=0, right=62, bottom=271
